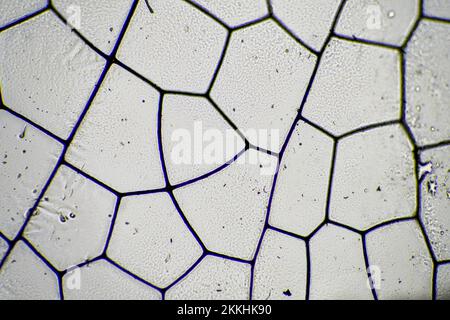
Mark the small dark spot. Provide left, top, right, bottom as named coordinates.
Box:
left=283, top=289, right=292, bottom=297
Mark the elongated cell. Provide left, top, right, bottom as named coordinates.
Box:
left=303, top=38, right=400, bottom=136
left=366, top=220, right=433, bottom=300
left=174, top=149, right=277, bottom=260
left=0, top=11, right=106, bottom=139
left=117, top=0, right=227, bottom=93
left=0, top=237, right=8, bottom=261
left=107, top=193, right=203, bottom=288
left=419, top=145, right=450, bottom=261
left=405, top=20, right=450, bottom=147
left=271, top=0, right=342, bottom=51
left=436, top=263, right=450, bottom=300
left=24, top=165, right=116, bottom=271
left=335, top=0, right=419, bottom=46
left=63, top=259, right=161, bottom=300
left=0, top=241, right=59, bottom=300
left=330, top=125, right=416, bottom=231
left=52, top=0, right=133, bottom=54
left=0, top=0, right=47, bottom=28
left=253, top=229, right=307, bottom=300
left=189, top=0, right=268, bottom=28
left=161, top=94, right=245, bottom=186
left=166, top=256, right=251, bottom=300
left=270, top=120, right=334, bottom=237
left=211, top=19, right=316, bottom=152
left=66, top=64, right=164, bottom=193
left=0, top=110, right=63, bottom=240
left=309, top=224, right=373, bottom=300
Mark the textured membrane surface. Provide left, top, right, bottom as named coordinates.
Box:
left=0, top=0, right=449, bottom=301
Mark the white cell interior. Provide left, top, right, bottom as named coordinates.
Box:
left=0, top=0, right=47, bottom=28
left=436, top=263, right=450, bottom=300
left=24, top=165, right=116, bottom=271
left=303, top=37, right=400, bottom=136
left=0, top=237, right=8, bottom=261
left=0, top=110, right=63, bottom=240
left=271, top=0, right=341, bottom=51
left=117, top=0, right=227, bottom=93
left=166, top=255, right=251, bottom=300
left=270, top=120, right=333, bottom=237
left=335, top=0, right=419, bottom=46
left=253, top=229, right=307, bottom=300
left=211, top=19, right=316, bottom=152
left=107, top=192, right=203, bottom=289
left=66, top=64, right=164, bottom=193
left=330, top=125, right=416, bottom=231
left=366, top=220, right=433, bottom=300
left=0, top=241, right=59, bottom=300
left=189, top=0, right=268, bottom=28
left=0, top=11, right=106, bottom=139
left=63, top=259, right=161, bottom=300
left=405, top=20, right=450, bottom=147
left=424, top=0, right=450, bottom=19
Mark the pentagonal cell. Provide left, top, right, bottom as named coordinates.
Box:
left=309, top=224, right=373, bottom=300
left=162, top=94, right=245, bottom=186
left=419, top=145, right=450, bottom=261
left=405, top=20, right=450, bottom=147
left=436, top=263, right=450, bottom=300
left=24, top=165, right=116, bottom=271
left=0, top=241, right=59, bottom=300
left=270, top=121, right=333, bottom=237
left=117, top=0, right=227, bottom=93
left=0, top=110, right=63, bottom=240
left=0, top=237, right=8, bottom=261
left=335, top=0, right=419, bottom=46
left=253, top=229, right=307, bottom=300
left=66, top=64, right=164, bottom=193
left=0, top=0, right=47, bottom=28
left=52, top=0, right=133, bottom=54
left=189, top=0, right=268, bottom=28
left=366, top=220, right=433, bottom=299
left=166, top=255, right=251, bottom=300
left=174, top=149, right=277, bottom=260
left=424, top=0, right=450, bottom=19
left=330, top=125, right=416, bottom=231
left=211, top=19, right=316, bottom=152
left=107, top=193, right=203, bottom=289
left=63, top=259, right=161, bottom=300
left=303, top=38, right=400, bottom=136
left=271, top=0, right=341, bottom=51
left=0, top=11, right=106, bottom=139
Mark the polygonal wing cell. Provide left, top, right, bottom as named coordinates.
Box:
left=189, top=0, right=268, bottom=28
left=66, top=64, right=164, bottom=193
left=52, top=0, right=134, bottom=54
left=0, top=110, right=63, bottom=240
left=161, top=94, right=245, bottom=186
left=330, top=125, right=416, bottom=231
left=117, top=0, right=227, bottom=93
left=62, top=259, right=161, bottom=300
left=302, top=38, right=400, bottom=137
left=0, top=241, right=59, bottom=300
left=253, top=229, right=307, bottom=300
left=419, top=145, right=450, bottom=261
left=24, top=165, right=116, bottom=271
left=166, top=255, right=251, bottom=300
left=271, top=0, right=342, bottom=51
left=436, top=263, right=450, bottom=300
left=405, top=20, right=450, bottom=147
left=174, top=149, right=277, bottom=261
left=0, top=0, right=47, bottom=28
left=366, top=220, right=433, bottom=300
left=424, top=0, right=450, bottom=19
left=107, top=193, right=203, bottom=289
left=0, top=11, right=106, bottom=139
left=335, top=0, right=420, bottom=46
left=309, top=224, right=373, bottom=300
left=211, top=19, right=316, bottom=152
left=269, top=120, right=334, bottom=237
